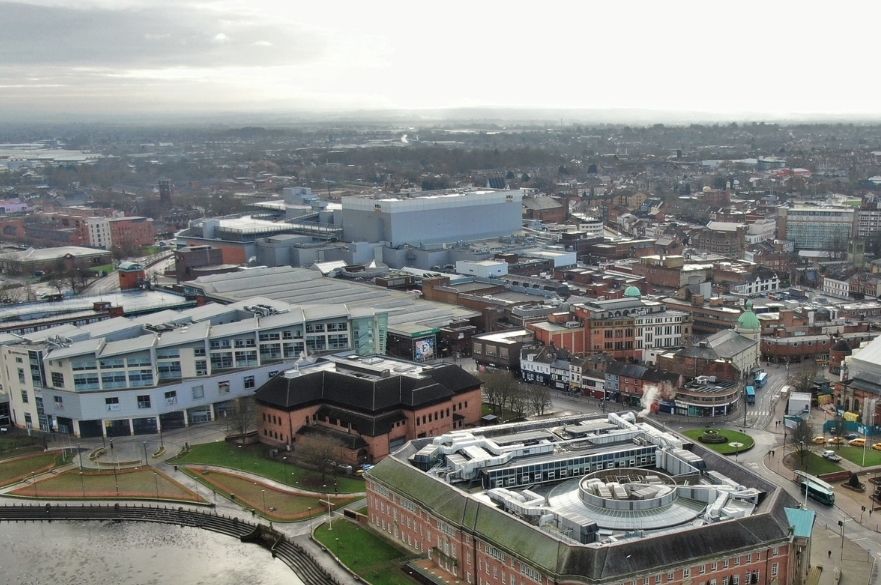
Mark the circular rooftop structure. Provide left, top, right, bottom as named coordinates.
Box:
left=623, top=286, right=642, bottom=298
left=546, top=468, right=705, bottom=531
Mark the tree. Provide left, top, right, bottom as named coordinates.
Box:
left=829, top=415, right=846, bottom=449
left=789, top=368, right=817, bottom=395
left=231, top=396, right=258, bottom=444
left=508, top=385, right=528, bottom=420
left=527, top=385, right=551, bottom=417
left=480, top=370, right=516, bottom=416
left=791, top=418, right=814, bottom=471
left=297, top=437, right=346, bottom=483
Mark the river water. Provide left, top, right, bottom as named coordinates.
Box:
left=0, top=521, right=303, bottom=585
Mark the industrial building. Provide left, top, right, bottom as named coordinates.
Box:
left=367, top=413, right=811, bottom=585
left=1, top=297, right=387, bottom=437
left=340, top=189, right=524, bottom=246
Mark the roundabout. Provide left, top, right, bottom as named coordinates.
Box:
left=682, top=428, right=755, bottom=455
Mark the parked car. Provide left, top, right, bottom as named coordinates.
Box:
left=827, top=437, right=846, bottom=446
left=873, top=443, right=881, bottom=452
left=846, top=433, right=860, bottom=440
left=848, top=438, right=866, bottom=447
left=822, top=450, right=842, bottom=461
left=812, top=435, right=827, bottom=445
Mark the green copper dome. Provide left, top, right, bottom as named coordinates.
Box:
left=737, top=301, right=761, bottom=330
left=623, top=286, right=642, bottom=298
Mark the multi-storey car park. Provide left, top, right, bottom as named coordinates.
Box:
left=367, top=413, right=813, bottom=585
left=1, top=296, right=387, bottom=437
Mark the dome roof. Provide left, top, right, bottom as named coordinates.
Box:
left=736, top=308, right=760, bottom=330
left=623, top=286, right=642, bottom=298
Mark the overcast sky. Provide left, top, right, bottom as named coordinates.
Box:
left=1, top=0, right=880, bottom=120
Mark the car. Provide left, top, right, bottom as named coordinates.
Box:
left=846, top=433, right=860, bottom=440
left=873, top=443, right=881, bottom=452
left=812, top=435, right=827, bottom=444
left=822, top=450, right=842, bottom=461
left=827, top=437, right=846, bottom=445
left=848, top=438, right=866, bottom=447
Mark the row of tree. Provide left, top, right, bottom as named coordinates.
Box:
left=481, top=371, right=551, bottom=421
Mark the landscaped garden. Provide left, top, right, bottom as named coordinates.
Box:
left=0, top=434, right=46, bottom=458
left=9, top=466, right=203, bottom=501
left=0, top=450, right=70, bottom=487
left=683, top=428, right=755, bottom=455
left=184, top=466, right=359, bottom=521
left=314, top=520, right=418, bottom=585
left=171, top=441, right=365, bottom=493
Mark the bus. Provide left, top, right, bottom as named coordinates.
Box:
left=754, top=372, right=768, bottom=388
left=794, top=471, right=835, bottom=506
left=745, top=386, right=756, bottom=405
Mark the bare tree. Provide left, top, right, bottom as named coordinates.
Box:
left=481, top=370, right=516, bottom=416
left=791, top=418, right=814, bottom=471
left=297, top=437, right=346, bottom=483
left=829, top=415, right=846, bottom=450
left=508, top=385, right=528, bottom=420
left=527, top=384, right=551, bottom=417
left=231, top=396, right=257, bottom=444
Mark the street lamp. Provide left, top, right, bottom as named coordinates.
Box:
left=154, top=473, right=160, bottom=499
left=799, top=441, right=805, bottom=472
left=323, top=484, right=333, bottom=531
left=261, top=489, right=267, bottom=514
left=77, top=443, right=84, bottom=471
left=143, top=441, right=149, bottom=467
left=79, top=471, right=86, bottom=498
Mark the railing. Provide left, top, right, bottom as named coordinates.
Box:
left=0, top=504, right=344, bottom=585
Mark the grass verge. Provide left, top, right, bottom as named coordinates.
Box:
left=314, top=520, right=419, bottom=585
left=0, top=451, right=67, bottom=487
left=171, top=441, right=365, bottom=493
left=9, top=466, right=203, bottom=501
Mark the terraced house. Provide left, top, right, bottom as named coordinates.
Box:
left=0, top=297, right=387, bottom=438
left=366, top=414, right=813, bottom=585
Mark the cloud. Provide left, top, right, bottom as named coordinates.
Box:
left=0, top=1, right=323, bottom=68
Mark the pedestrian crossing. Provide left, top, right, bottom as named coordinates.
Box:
left=749, top=411, right=771, bottom=417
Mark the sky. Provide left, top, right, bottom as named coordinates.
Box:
left=1, top=0, right=881, bottom=120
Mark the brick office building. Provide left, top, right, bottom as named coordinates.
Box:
left=254, top=353, right=482, bottom=464
left=366, top=414, right=812, bottom=585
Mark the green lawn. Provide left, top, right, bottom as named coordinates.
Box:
left=184, top=467, right=358, bottom=521
left=0, top=434, right=45, bottom=458
left=142, top=245, right=161, bottom=255
left=90, top=263, right=114, bottom=275
left=170, top=441, right=365, bottom=493
left=0, top=452, right=66, bottom=487
left=793, top=452, right=844, bottom=475
left=314, top=521, right=418, bottom=585
left=12, top=467, right=202, bottom=501
left=835, top=445, right=881, bottom=468
left=683, top=428, right=755, bottom=454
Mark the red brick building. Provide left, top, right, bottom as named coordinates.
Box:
left=109, top=216, right=156, bottom=251
left=366, top=417, right=809, bottom=585
left=254, top=355, right=482, bottom=464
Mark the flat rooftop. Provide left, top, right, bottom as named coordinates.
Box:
left=370, top=412, right=794, bottom=555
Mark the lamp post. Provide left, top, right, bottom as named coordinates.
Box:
left=323, top=484, right=333, bottom=531
left=838, top=519, right=848, bottom=561
left=32, top=473, right=38, bottom=498
left=154, top=473, right=160, bottom=499
left=77, top=443, right=83, bottom=471
left=143, top=441, right=149, bottom=467
left=261, top=489, right=267, bottom=515
left=799, top=441, right=805, bottom=472
left=862, top=411, right=874, bottom=468
left=79, top=471, right=85, bottom=498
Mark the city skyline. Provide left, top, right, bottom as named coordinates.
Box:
left=1, top=0, right=881, bottom=120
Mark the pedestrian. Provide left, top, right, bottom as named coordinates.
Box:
left=828, top=550, right=832, bottom=558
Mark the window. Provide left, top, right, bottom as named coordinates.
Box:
left=53, top=395, right=63, bottom=408
left=195, top=360, right=208, bottom=376
left=683, top=568, right=690, bottom=579
left=137, top=395, right=151, bottom=409
left=24, top=413, right=32, bottom=428
left=164, top=390, right=177, bottom=405
left=244, top=375, right=255, bottom=389
left=51, top=372, right=64, bottom=388
left=105, top=396, right=120, bottom=411
left=20, top=389, right=29, bottom=404
left=194, top=347, right=206, bottom=357
left=218, top=381, right=230, bottom=394
left=18, top=368, right=26, bottom=384
left=192, top=385, right=204, bottom=399
left=771, top=564, right=778, bottom=578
